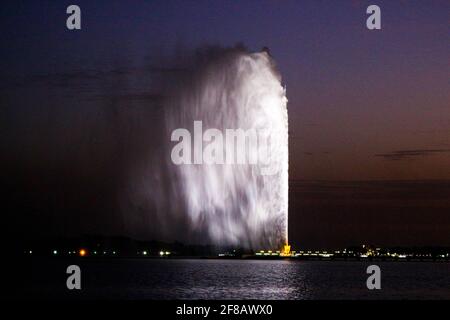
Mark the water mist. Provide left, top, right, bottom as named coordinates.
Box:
left=164, top=47, right=288, bottom=250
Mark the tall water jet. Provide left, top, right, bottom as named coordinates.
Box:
left=165, top=47, right=288, bottom=250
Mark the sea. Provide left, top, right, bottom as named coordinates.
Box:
left=16, top=258, right=450, bottom=300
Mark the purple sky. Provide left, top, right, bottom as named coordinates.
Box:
left=2, top=0, right=448, bottom=181
left=1, top=1, right=449, bottom=246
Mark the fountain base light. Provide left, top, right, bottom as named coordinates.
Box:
left=280, top=244, right=291, bottom=257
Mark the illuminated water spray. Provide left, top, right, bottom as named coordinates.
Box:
left=166, top=48, right=288, bottom=250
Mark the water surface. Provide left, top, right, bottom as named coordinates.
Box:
left=21, top=259, right=450, bottom=299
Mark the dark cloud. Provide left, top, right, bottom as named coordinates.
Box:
left=87, top=93, right=164, bottom=103
left=375, top=149, right=450, bottom=161
left=2, top=68, right=145, bottom=93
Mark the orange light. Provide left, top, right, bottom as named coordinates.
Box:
left=79, top=249, right=86, bottom=257
left=280, top=244, right=291, bottom=256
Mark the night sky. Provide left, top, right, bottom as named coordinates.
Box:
left=1, top=0, right=449, bottom=248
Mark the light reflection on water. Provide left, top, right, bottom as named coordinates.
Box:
left=23, top=259, right=450, bottom=299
